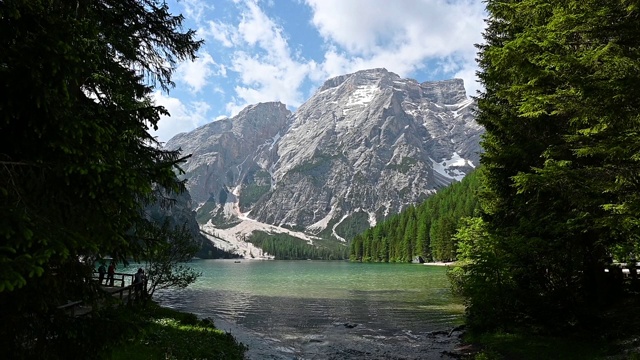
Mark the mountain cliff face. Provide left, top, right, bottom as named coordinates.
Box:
left=144, top=189, right=239, bottom=259
left=166, top=68, right=482, bottom=247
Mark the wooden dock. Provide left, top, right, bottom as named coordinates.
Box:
left=58, top=272, right=148, bottom=317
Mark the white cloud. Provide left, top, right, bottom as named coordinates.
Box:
left=150, top=91, right=211, bottom=143
left=182, top=0, right=212, bottom=24
left=157, top=0, right=486, bottom=141
left=226, top=51, right=312, bottom=114
left=208, top=0, right=319, bottom=116
left=307, top=1, right=400, bottom=55
left=176, top=52, right=225, bottom=93
left=306, top=0, right=484, bottom=56
left=200, top=21, right=237, bottom=47
left=305, top=0, right=486, bottom=96
left=455, top=65, right=481, bottom=98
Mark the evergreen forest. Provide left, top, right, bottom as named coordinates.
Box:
left=452, top=0, right=640, bottom=338
left=248, top=231, right=349, bottom=260
left=0, top=1, right=247, bottom=358
left=351, top=0, right=640, bottom=348
left=349, top=169, right=481, bottom=263
left=2, top=0, right=640, bottom=357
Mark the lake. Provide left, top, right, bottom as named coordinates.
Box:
left=150, top=260, right=465, bottom=359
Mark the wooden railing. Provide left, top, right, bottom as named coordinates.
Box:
left=92, top=271, right=148, bottom=303
left=57, top=271, right=149, bottom=317
left=605, top=263, right=639, bottom=279
left=91, top=271, right=135, bottom=287
left=57, top=300, right=86, bottom=317
left=108, top=283, right=135, bottom=302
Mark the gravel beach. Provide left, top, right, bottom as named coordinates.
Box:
left=212, top=316, right=467, bottom=360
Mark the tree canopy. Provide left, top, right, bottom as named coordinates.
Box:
left=0, top=0, right=201, bottom=356
left=350, top=169, right=481, bottom=263
left=456, top=0, right=640, bottom=332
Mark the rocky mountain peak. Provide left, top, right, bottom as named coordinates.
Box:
left=318, top=68, right=398, bottom=92
left=165, top=69, right=483, bottom=256
left=419, top=78, right=467, bottom=104
left=237, top=101, right=288, bottom=117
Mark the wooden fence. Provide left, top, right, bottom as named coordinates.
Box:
left=58, top=271, right=148, bottom=317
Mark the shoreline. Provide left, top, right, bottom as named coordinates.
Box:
left=208, top=314, right=467, bottom=359
left=423, top=261, right=455, bottom=266
left=210, top=316, right=295, bottom=359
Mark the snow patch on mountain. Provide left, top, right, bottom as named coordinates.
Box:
left=450, top=98, right=474, bottom=117
left=431, top=152, right=470, bottom=181
left=269, top=132, right=281, bottom=151
left=332, top=213, right=349, bottom=243
left=343, top=84, right=378, bottom=115
left=165, top=70, right=483, bottom=248
left=201, top=217, right=323, bottom=259
left=201, top=223, right=272, bottom=259
left=368, top=211, right=377, bottom=227
left=307, top=206, right=336, bottom=233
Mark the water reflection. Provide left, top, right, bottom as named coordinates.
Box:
left=154, top=260, right=463, bottom=356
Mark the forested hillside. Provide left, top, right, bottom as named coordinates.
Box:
left=248, top=232, right=349, bottom=260
left=349, top=169, right=481, bottom=262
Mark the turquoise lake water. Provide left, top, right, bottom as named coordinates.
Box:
left=127, top=260, right=464, bottom=358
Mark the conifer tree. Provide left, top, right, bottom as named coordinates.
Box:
left=0, top=0, right=201, bottom=355
left=349, top=170, right=480, bottom=263
left=416, top=220, right=429, bottom=260
left=462, top=0, right=640, bottom=331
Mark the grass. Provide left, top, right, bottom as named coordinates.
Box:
left=464, top=332, right=613, bottom=360
left=464, top=295, right=640, bottom=360
left=107, top=303, right=246, bottom=360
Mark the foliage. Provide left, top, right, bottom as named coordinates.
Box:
left=466, top=297, right=640, bottom=360
left=239, top=183, right=271, bottom=210
left=248, top=231, right=349, bottom=260
left=0, top=0, right=201, bottom=356
left=460, top=0, right=640, bottom=332
left=333, top=210, right=371, bottom=241
left=238, top=170, right=272, bottom=210
left=108, top=302, right=246, bottom=360
left=15, top=307, right=134, bottom=359
left=196, top=197, right=218, bottom=224
left=465, top=298, right=640, bottom=360
left=350, top=169, right=481, bottom=262
left=139, top=222, right=202, bottom=299
left=465, top=331, right=611, bottom=360
left=448, top=217, right=517, bottom=331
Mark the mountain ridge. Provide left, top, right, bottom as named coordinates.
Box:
left=165, top=68, right=483, bottom=258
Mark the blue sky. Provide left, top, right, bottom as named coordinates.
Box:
left=152, top=0, right=487, bottom=142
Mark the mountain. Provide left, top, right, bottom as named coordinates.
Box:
left=166, top=68, right=483, bottom=256
left=144, top=189, right=240, bottom=259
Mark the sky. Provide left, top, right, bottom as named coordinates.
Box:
left=151, top=0, right=487, bottom=143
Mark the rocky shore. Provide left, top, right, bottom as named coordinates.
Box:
left=212, top=316, right=470, bottom=359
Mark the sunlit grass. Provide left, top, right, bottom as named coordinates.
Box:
left=109, top=303, right=246, bottom=360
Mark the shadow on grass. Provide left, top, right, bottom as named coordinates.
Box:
left=464, top=295, right=640, bottom=360
left=465, top=332, right=612, bottom=360
left=107, top=303, right=246, bottom=360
